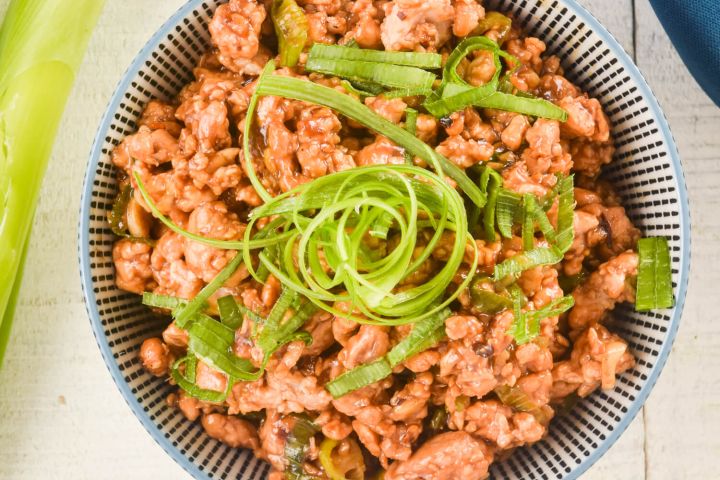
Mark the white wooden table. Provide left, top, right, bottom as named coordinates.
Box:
left=0, top=1, right=717, bottom=478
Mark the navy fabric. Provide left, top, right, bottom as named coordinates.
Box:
left=649, top=0, right=720, bottom=106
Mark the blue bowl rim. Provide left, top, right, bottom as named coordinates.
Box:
left=78, top=1, right=691, bottom=479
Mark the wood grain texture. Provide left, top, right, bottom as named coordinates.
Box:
left=0, top=1, right=716, bottom=479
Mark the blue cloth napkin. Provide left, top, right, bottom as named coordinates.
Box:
left=649, top=0, right=720, bottom=106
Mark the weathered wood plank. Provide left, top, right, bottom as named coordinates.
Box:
left=633, top=1, right=720, bottom=479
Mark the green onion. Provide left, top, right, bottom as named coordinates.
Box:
left=0, top=0, right=105, bottom=365
left=470, top=282, right=513, bottom=314
left=555, top=175, right=575, bottom=253
left=526, top=193, right=557, bottom=244
left=308, top=43, right=442, bottom=68
left=170, top=355, right=231, bottom=403
left=325, top=359, right=392, bottom=398
left=478, top=167, right=503, bottom=242
left=305, top=57, right=436, bottom=91
left=422, top=36, right=567, bottom=120
left=494, top=384, right=538, bottom=412
left=495, top=189, right=522, bottom=238
left=285, top=416, right=321, bottom=480
left=244, top=165, right=477, bottom=325
left=218, top=295, right=244, bottom=329
left=382, top=87, right=434, bottom=99
left=187, top=314, right=260, bottom=380
left=386, top=308, right=450, bottom=367
left=142, top=292, right=187, bottom=310
left=271, top=0, right=308, bottom=67
left=404, top=108, right=418, bottom=164
left=340, top=79, right=378, bottom=98
left=173, top=251, right=245, bottom=329
left=507, top=295, right=574, bottom=345
left=0, top=232, right=29, bottom=366
left=436, top=91, right=567, bottom=121
left=108, top=184, right=132, bottom=237
left=522, top=194, right=536, bottom=251
left=245, top=65, right=487, bottom=208
left=327, top=309, right=449, bottom=398
left=494, top=246, right=563, bottom=280
left=473, top=12, right=513, bottom=44
left=636, top=237, right=674, bottom=311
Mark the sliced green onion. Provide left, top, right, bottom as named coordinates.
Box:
left=555, top=175, right=575, bottom=253
left=473, top=12, right=513, bottom=44
left=495, top=189, right=522, bottom=238
left=522, top=193, right=536, bottom=251
left=474, top=92, right=568, bottom=121
left=173, top=251, right=245, bottom=329
left=170, top=355, right=231, bottom=403
left=382, top=87, right=434, bottom=99
left=244, top=164, right=477, bottom=325
left=325, top=359, right=392, bottom=398
left=477, top=166, right=503, bottom=242
left=526, top=193, right=557, bottom=244
left=428, top=88, right=567, bottom=120
left=340, top=79, right=378, bottom=98
left=558, top=271, right=588, bottom=294
left=247, top=66, right=487, bottom=208
left=319, top=438, right=366, bottom=480
left=108, top=184, right=132, bottom=237
left=470, top=282, right=513, bottom=314
left=187, top=315, right=260, bottom=380
left=218, top=295, right=244, bottom=329
left=305, top=57, right=436, bottom=91
left=636, top=237, right=674, bottom=311
left=507, top=295, right=574, bottom=345
left=142, top=292, right=187, bottom=311
left=285, top=416, right=320, bottom=480
left=494, top=384, right=538, bottom=412
left=494, top=246, right=563, bottom=280
left=327, top=309, right=449, bottom=398
left=386, top=308, right=450, bottom=367
left=271, top=0, right=308, bottom=67
left=404, top=108, right=418, bottom=164
left=308, top=43, right=442, bottom=68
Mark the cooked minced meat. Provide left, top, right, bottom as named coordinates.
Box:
left=111, top=1, right=640, bottom=478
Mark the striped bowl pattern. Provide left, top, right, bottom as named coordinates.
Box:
left=79, top=0, right=690, bottom=478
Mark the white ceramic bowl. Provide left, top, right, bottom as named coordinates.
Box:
left=79, top=1, right=691, bottom=478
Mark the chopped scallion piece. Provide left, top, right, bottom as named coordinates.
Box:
left=308, top=43, right=442, bottom=68
left=386, top=308, right=450, bottom=367
left=494, top=246, right=563, bottom=280
left=142, top=292, right=187, bottom=311
left=170, top=355, right=232, bottom=403
left=325, top=359, right=392, bottom=398
left=495, top=189, right=522, bottom=238
left=173, top=252, right=245, bottom=329
left=555, top=175, right=576, bottom=253
left=305, top=57, right=436, bottom=91
left=507, top=295, right=574, bottom=345
left=404, top=108, right=418, bottom=164
left=271, top=0, right=308, bottom=67
left=285, top=416, right=320, bottom=480
left=217, top=295, right=244, bottom=329
left=635, top=237, right=674, bottom=311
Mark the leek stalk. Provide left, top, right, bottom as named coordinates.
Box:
left=0, top=0, right=106, bottom=365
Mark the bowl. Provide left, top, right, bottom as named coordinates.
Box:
left=79, top=0, right=691, bottom=478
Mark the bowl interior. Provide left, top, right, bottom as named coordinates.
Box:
left=80, top=0, right=690, bottom=478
